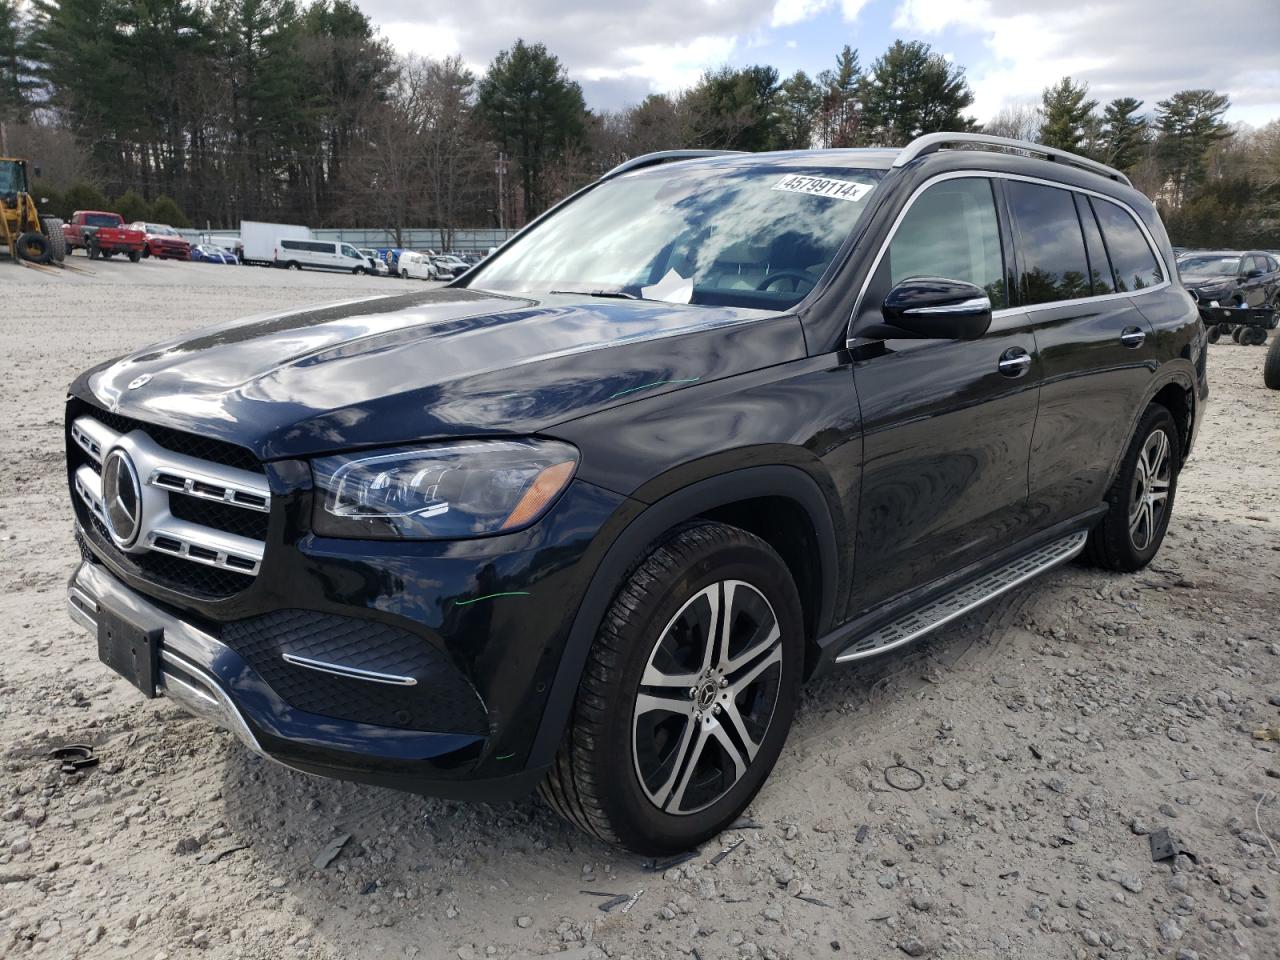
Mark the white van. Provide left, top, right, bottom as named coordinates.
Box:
left=397, top=251, right=438, bottom=281
left=274, top=238, right=374, bottom=274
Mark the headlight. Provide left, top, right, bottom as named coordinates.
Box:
left=311, top=439, right=578, bottom=539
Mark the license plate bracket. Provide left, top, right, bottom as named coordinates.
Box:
left=97, top=605, right=161, bottom=698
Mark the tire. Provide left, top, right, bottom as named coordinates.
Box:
left=15, top=231, right=52, bottom=264
left=287, top=261, right=301, bottom=271
left=539, top=521, right=804, bottom=854
left=128, top=250, right=140, bottom=263
left=400, top=269, right=409, bottom=279
left=87, top=237, right=101, bottom=260
left=39, top=217, right=66, bottom=262
left=1264, top=334, right=1280, bottom=390
left=1231, top=326, right=1243, bottom=343
left=1206, top=325, right=1221, bottom=344
left=1085, top=404, right=1180, bottom=572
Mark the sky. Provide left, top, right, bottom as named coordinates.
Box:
left=357, top=0, right=1280, bottom=129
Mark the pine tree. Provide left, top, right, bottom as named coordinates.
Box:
left=1039, top=77, right=1098, bottom=153
left=776, top=71, right=819, bottom=149
left=816, top=45, right=861, bottom=147
left=861, top=40, right=975, bottom=147
left=1155, top=89, right=1230, bottom=206
left=1100, top=97, right=1147, bottom=170
left=478, top=39, right=587, bottom=222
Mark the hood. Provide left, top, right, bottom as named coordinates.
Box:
left=75, top=288, right=806, bottom=460
left=1182, top=273, right=1235, bottom=291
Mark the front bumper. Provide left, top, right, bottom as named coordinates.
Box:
left=67, top=559, right=548, bottom=800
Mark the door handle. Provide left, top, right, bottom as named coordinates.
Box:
left=997, top=347, right=1032, bottom=378
left=1120, top=327, right=1146, bottom=347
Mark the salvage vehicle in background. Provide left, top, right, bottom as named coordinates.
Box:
left=397, top=250, right=438, bottom=280
left=358, top=247, right=390, bottom=276
left=431, top=254, right=469, bottom=278
left=64, top=211, right=145, bottom=261
left=189, top=243, right=238, bottom=264
left=0, top=155, right=65, bottom=265
left=273, top=237, right=375, bottom=273
left=1180, top=250, right=1280, bottom=345
left=64, top=134, right=1206, bottom=855
left=131, top=222, right=191, bottom=260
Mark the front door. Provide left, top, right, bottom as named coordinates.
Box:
left=848, top=176, right=1040, bottom=614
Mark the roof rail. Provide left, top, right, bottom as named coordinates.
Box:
left=602, top=150, right=744, bottom=180
left=893, top=132, right=1132, bottom=187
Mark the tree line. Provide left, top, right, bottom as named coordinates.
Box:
left=1, top=0, right=1275, bottom=248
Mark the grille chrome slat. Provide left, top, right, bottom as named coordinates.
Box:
left=69, top=414, right=270, bottom=592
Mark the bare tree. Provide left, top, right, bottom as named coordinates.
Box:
left=983, top=101, right=1043, bottom=142
left=419, top=56, right=487, bottom=250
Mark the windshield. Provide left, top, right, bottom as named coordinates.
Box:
left=467, top=163, right=883, bottom=310
left=147, top=224, right=177, bottom=235
left=84, top=213, right=121, bottom=228
left=1179, top=255, right=1239, bottom=277
left=0, top=161, right=27, bottom=194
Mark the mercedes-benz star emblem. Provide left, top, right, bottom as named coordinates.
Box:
left=101, top=449, right=143, bottom=547
left=127, top=373, right=152, bottom=390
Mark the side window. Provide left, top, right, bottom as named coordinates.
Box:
left=1005, top=181, right=1091, bottom=305
left=1091, top=198, right=1163, bottom=292
left=887, top=177, right=1007, bottom=308
left=1074, top=193, right=1115, bottom=296
left=282, top=240, right=300, bottom=251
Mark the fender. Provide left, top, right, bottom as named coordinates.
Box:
left=526, top=463, right=841, bottom=769
left=1104, top=358, right=1198, bottom=490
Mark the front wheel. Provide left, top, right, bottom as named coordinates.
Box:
left=540, top=522, right=803, bottom=854
left=128, top=250, right=140, bottom=263
left=1085, top=404, right=1180, bottom=572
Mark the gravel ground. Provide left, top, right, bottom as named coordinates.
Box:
left=1, top=259, right=1278, bottom=960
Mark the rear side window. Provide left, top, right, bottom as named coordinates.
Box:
left=1074, top=194, right=1115, bottom=296
left=1005, top=181, right=1091, bottom=305
left=887, top=177, right=1006, bottom=307
left=1091, top=198, right=1163, bottom=292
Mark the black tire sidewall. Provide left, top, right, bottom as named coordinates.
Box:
left=1264, top=335, right=1280, bottom=389
left=594, top=534, right=804, bottom=854
left=1102, top=406, right=1181, bottom=569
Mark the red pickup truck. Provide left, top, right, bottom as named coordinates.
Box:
left=129, top=221, right=191, bottom=260
left=64, top=211, right=146, bottom=261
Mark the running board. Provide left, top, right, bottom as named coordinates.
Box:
left=834, top=530, right=1089, bottom=663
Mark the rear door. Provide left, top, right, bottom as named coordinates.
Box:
left=1016, top=183, right=1164, bottom=527
left=848, top=175, right=1041, bottom=611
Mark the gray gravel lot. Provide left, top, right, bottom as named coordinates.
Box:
left=1, top=259, right=1278, bottom=960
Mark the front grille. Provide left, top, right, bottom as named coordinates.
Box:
left=169, top=495, right=270, bottom=541
left=68, top=403, right=270, bottom=600
left=222, top=610, right=488, bottom=734
left=75, top=405, right=263, bottom=475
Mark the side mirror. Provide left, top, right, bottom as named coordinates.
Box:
left=881, top=277, right=992, bottom=339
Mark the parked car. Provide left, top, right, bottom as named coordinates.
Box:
left=64, top=134, right=1206, bottom=855
left=396, top=251, right=438, bottom=280
left=431, top=254, right=469, bottom=278
left=63, top=211, right=145, bottom=261
left=358, top=247, right=390, bottom=276
left=190, top=243, right=238, bottom=265
left=1178, top=250, right=1280, bottom=309
left=273, top=238, right=376, bottom=273
left=130, top=222, right=191, bottom=260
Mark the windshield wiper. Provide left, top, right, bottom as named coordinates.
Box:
left=548, top=288, right=640, bottom=300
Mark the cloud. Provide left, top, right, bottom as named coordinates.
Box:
left=771, top=0, right=833, bottom=28
left=890, top=0, right=1280, bottom=125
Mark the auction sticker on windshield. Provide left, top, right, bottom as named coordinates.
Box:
left=772, top=174, right=874, bottom=203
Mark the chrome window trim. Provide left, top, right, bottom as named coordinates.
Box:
left=845, top=170, right=1171, bottom=348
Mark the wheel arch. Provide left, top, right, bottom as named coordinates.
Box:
left=1106, top=361, right=1197, bottom=489
left=527, top=464, right=841, bottom=769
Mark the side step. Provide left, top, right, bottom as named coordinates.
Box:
left=834, top=530, right=1089, bottom=664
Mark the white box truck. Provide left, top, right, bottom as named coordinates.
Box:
left=240, top=221, right=311, bottom=266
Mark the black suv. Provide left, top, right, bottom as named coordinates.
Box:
left=66, top=133, right=1207, bottom=854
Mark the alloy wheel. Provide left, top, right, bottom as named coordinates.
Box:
left=632, top=580, right=783, bottom=816
left=1128, top=428, right=1172, bottom=551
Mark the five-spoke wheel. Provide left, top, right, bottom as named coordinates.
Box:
left=540, top=522, right=802, bottom=854
left=632, top=580, right=783, bottom=816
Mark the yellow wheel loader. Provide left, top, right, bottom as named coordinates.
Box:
left=0, top=157, right=65, bottom=264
